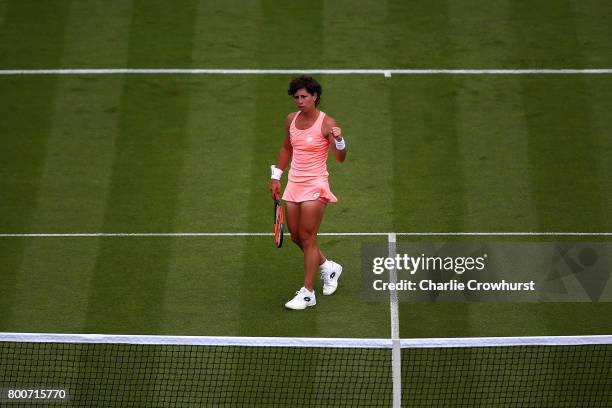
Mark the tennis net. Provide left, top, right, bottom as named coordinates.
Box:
left=0, top=333, right=610, bottom=407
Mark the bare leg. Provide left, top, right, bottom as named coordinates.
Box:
left=286, top=201, right=326, bottom=266
left=285, top=201, right=302, bottom=249
left=297, top=200, right=327, bottom=291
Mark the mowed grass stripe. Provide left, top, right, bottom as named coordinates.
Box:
left=6, top=4, right=133, bottom=331
left=580, top=79, right=612, bottom=230
left=319, top=1, right=393, bottom=338
left=385, top=0, right=444, bottom=69
left=449, top=0, right=538, bottom=232
left=573, top=2, right=612, bottom=229
left=0, top=2, right=70, bottom=329
left=2, top=238, right=106, bottom=333
left=322, top=0, right=388, bottom=69
left=322, top=0, right=394, bottom=233
left=511, top=1, right=606, bottom=232
left=0, top=0, right=69, bottom=69
left=571, top=0, right=612, bottom=69
left=188, top=0, right=264, bottom=68
left=84, top=0, right=199, bottom=334
left=161, top=0, right=262, bottom=334
left=452, top=77, right=539, bottom=231
left=60, top=0, right=136, bottom=69
left=387, top=0, right=469, bottom=339
left=239, top=0, right=326, bottom=339
left=513, top=1, right=612, bottom=338
left=448, top=0, right=550, bottom=341
left=446, top=0, right=522, bottom=69
left=14, top=8, right=133, bottom=233
left=389, top=62, right=466, bottom=226
left=507, top=0, right=612, bottom=69
left=0, top=2, right=6, bottom=32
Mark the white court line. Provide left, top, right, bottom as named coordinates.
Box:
left=396, top=232, right=612, bottom=236
left=1, top=68, right=612, bottom=76
left=388, top=233, right=402, bottom=408
left=0, top=232, right=611, bottom=237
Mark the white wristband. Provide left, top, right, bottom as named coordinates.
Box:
left=335, top=137, right=346, bottom=150
left=271, top=165, right=283, bottom=180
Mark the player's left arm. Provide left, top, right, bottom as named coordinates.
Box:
left=324, top=116, right=346, bottom=162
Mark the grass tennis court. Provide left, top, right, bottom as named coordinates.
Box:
left=1, top=0, right=612, bottom=406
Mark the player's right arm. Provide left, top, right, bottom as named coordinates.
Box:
left=275, top=113, right=294, bottom=170
left=269, top=113, right=295, bottom=196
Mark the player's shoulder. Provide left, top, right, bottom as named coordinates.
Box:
left=285, top=112, right=299, bottom=126
left=322, top=113, right=338, bottom=127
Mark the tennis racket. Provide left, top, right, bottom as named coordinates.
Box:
left=273, top=190, right=284, bottom=248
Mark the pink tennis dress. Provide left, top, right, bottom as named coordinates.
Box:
left=282, top=111, right=338, bottom=203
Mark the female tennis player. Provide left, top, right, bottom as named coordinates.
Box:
left=269, top=76, right=347, bottom=310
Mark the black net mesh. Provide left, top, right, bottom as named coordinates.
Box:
left=401, top=344, right=612, bottom=407
left=1, top=339, right=611, bottom=407
left=0, top=342, right=391, bottom=407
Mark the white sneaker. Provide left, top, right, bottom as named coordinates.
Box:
left=285, top=287, right=316, bottom=310
left=321, top=261, right=342, bottom=295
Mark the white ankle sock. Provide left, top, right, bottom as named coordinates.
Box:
left=320, top=259, right=332, bottom=271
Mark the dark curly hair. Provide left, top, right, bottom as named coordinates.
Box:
left=287, top=76, right=322, bottom=106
